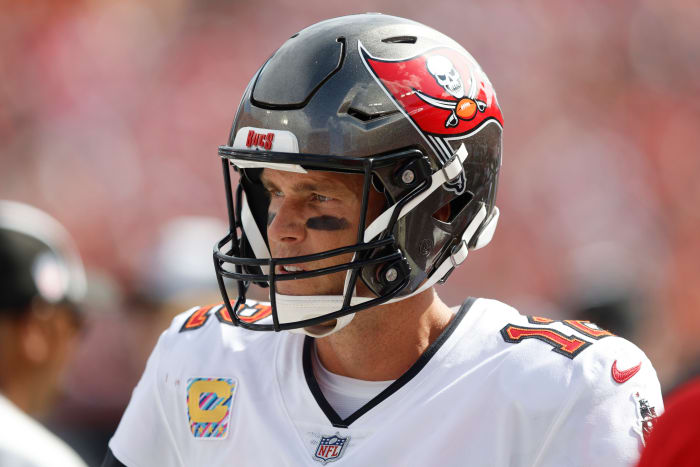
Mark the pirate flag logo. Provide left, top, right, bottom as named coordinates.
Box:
left=360, top=43, right=503, bottom=193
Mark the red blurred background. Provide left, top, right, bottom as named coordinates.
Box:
left=1, top=1, right=699, bottom=464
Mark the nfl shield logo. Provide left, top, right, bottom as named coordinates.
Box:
left=313, top=434, right=349, bottom=463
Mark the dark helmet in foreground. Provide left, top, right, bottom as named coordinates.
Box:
left=214, top=13, right=503, bottom=336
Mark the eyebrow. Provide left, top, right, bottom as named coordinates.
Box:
left=260, top=176, right=344, bottom=195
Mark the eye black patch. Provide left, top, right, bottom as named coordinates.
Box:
left=306, top=215, right=350, bottom=231
left=267, top=212, right=276, bottom=226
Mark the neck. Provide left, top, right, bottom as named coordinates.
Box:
left=0, top=365, right=45, bottom=416
left=314, top=288, right=454, bottom=381
left=0, top=325, right=53, bottom=417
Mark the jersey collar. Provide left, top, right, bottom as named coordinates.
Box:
left=302, top=297, right=477, bottom=428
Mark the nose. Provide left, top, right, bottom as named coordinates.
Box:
left=267, top=198, right=306, bottom=245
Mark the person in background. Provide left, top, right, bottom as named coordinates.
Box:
left=38, top=216, right=233, bottom=466
left=636, top=376, right=700, bottom=467
left=0, top=200, right=88, bottom=467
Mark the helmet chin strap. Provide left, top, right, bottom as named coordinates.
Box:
left=274, top=294, right=370, bottom=338
left=237, top=144, right=498, bottom=338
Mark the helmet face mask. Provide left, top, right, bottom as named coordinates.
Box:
left=214, top=14, right=503, bottom=337
left=215, top=146, right=427, bottom=334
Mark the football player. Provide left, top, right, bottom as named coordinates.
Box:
left=105, top=14, right=662, bottom=466
left=0, top=201, right=88, bottom=467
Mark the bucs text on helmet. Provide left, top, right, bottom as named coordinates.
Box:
left=214, top=13, right=504, bottom=337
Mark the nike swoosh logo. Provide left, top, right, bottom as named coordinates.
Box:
left=611, top=360, right=642, bottom=384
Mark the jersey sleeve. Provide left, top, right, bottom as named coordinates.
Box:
left=533, top=338, right=664, bottom=467
left=107, top=327, right=185, bottom=467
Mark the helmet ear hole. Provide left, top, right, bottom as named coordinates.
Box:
left=371, top=174, right=386, bottom=194
left=369, top=174, right=392, bottom=213
left=432, top=191, right=474, bottom=224
left=433, top=202, right=451, bottom=223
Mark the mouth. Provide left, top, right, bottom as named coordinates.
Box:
left=276, top=264, right=307, bottom=275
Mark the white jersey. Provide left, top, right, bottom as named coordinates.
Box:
left=0, top=393, right=88, bottom=467
left=108, top=298, right=662, bottom=467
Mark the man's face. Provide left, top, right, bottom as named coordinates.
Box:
left=260, top=168, right=384, bottom=297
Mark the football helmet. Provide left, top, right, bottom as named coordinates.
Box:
left=0, top=200, right=86, bottom=315
left=214, top=13, right=503, bottom=336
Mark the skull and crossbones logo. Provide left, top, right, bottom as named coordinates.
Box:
left=427, top=55, right=464, bottom=98
left=415, top=55, right=487, bottom=128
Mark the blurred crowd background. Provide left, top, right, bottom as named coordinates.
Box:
left=1, top=0, right=699, bottom=465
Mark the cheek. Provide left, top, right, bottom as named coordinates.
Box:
left=306, top=215, right=360, bottom=255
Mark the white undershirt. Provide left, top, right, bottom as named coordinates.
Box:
left=311, top=344, right=394, bottom=419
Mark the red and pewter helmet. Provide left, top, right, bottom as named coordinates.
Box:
left=214, top=13, right=503, bottom=337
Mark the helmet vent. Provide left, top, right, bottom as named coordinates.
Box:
left=251, top=36, right=345, bottom=109
left=347, top=107, right=398, bottom=122
left=381, top=36, right=417, bottom=44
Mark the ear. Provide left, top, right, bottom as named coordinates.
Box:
left=19, top=301, right=55, bottom=364
left=20, top=315, right=50, bottom=364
